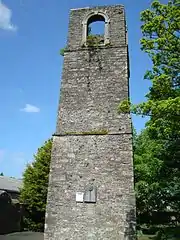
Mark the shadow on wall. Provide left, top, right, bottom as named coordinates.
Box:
left=124, top=208, right=137, bottom=240
left=0, top=199, right=23, bottom=235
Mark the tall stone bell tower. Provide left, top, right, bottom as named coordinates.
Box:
left=45, top=4, right=136, bottom=240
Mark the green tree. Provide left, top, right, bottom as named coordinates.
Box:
left=134, top=129, right=180, bottom=237
left=118, top=0, right=180, bottom=236
left=0, top=172, right=4, bottom=176
left=119, top=0, right=180, bottom=137
left=134, top=130, right=162, bottom=215
left=133, top=129, right=172, bottom=234
left=134, top=0, right=179, bottom=140
left=20, top=139, right=52, bottom=232
left=134, top=0, right=180, bottom=220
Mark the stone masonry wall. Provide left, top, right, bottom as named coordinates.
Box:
left=45, top=5, right=136, bottom=240
left=56, top=47, right=131, bottom=135
left=67, top=5, right=126, bottom=50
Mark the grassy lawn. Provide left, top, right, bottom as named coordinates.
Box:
left=1, top=233, right=153, bottom=240
left=138, top=235, right=155, bottom=240
left=0, top=232, right=44, bottom=240
left=0, top=232, right=155, bottom=240
left=0, top=232, right=178, bottom=240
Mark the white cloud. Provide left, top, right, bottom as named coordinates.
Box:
left=20, top=104, right=40, bottom=113
left=0, top=1, right=17, bottom=31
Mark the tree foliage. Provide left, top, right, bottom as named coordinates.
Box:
left=59, top=48, right=65, bottom=56
left=119, top=0, right=180, bottom=139
left=123, top=0, right=180, bottom=236
left=134, top=129, right=180, bottom=238
left=134, top=130, right=163, bottom=216
left=20, top=139, right=52, bottom=232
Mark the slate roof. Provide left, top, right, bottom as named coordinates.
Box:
left=0, top=176, right=22, bottom=192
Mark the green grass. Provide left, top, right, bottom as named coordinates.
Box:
left=0, top=232, right=43, bottom=240
left=2, top=231, right=179, bottom=240
left=1, top=233, right=153, bottom=240
left=138, top=235, right=155, bottom=240
left=138, top=227, right=180, bottom=240
left=2, top=233, right=154, bottom=240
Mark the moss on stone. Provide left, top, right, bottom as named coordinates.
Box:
left=59, top=46, right=68, bottom=56
left=86, top=35, right=104, bottom=47
left=65, top=129, right=109, bottom=135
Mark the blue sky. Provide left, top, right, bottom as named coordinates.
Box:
left=0, top=0, right=167, bottom=178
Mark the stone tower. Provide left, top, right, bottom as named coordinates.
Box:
left=45, top=5, right=136, bottom=240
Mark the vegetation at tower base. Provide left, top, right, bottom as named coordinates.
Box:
left=118, top=0, right=180, bottom=238
left=20, top=139, right=52, bottom=232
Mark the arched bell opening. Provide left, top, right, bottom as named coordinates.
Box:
left=82, top=11, right=110, bottom=46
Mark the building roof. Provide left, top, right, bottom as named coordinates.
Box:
left=0, top=176, right=22, bottom=192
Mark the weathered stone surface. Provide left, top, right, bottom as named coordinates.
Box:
left=45, top=4, right=136, bottom=240
left=67, top=5, right=126, bottom=50
left=56, top=47, right=131, bottom=135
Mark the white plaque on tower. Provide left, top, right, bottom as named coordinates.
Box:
left=76, top=192, right=84, bottom=202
